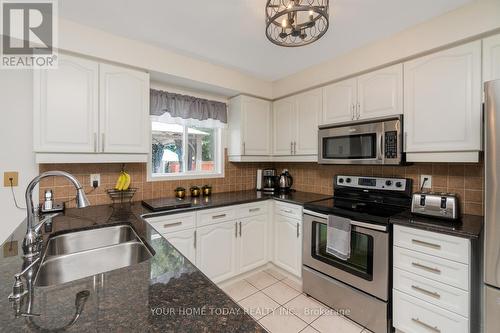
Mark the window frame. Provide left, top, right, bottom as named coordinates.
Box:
left=147, top=122, right=224, bottom=182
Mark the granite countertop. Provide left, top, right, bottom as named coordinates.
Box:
left=390, top=210, right=483, bottom=239
left=1, top=190, right=329, bottom=332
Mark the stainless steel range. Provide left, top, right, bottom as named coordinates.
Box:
left=302, top=175, right=412, bottom=333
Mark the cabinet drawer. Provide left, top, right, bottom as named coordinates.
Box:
left=393, top=290, right=468, bottom=333
left=394, top=268, right=469, bottom=317
left=237, top=202, right=268, bottom=218
left=197, top=206, right=237, bottom=227
left=393, top=246, right=469, bottom=290
left=394, top=225, right=470, bottom=264
left=145, top=212, right=196, bottom=234
left=274, top=201, right=302, bottom=219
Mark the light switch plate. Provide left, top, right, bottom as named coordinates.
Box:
left=90, top=174, right=100, bottom=187
left=420, top=175, right=432, bottom=189
left=3, top=171, right=18, bottom=187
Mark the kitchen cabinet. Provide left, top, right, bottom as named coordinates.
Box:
left=34, top=53, right=150, bottom=163
left=34, top=53, right=99, bottom=153
left=196, top=220, right=238, bottom=283
left=403, top=41, right=482, bottom=162
left=99, top=63, right=150, bottom=154
left=274, top=202, right=302, bottom=277
left=320, top=65, right=402, bottom=126
left=164, top=228, right=197, bottom=264
left=483, top=33, right=500, bottom=82
left=273, top=88, right=321, bottom=158
left=238, top=215, right=268, bottom=273
left=228, top=95, right=272, bottom=161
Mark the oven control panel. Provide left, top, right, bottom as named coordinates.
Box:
left=336, top=175, right=408, bottom=192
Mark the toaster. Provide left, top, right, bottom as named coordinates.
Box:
left=411, top=192, right=459, bottom=220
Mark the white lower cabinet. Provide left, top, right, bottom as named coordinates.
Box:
left=238, top=215, right=268, bottom=273
left=163, top=229, right=197, bottom=264
left=274, top=213, right=302, bottom=277
left=196, top=220, right=238, bottom=283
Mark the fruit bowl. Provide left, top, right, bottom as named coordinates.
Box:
left=106, top=188, right=137, bottom=205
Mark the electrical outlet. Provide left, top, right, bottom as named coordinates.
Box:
left=90, top=174, right=100, bottom=188
left=3, top=171, right=18, bottom=187
left=420, top=175, right=432, bottom=189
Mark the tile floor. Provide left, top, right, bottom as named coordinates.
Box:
left=220, top=268, right=373, bottom=333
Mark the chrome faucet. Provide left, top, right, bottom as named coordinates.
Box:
left=22, top=171, right=89, bottom=258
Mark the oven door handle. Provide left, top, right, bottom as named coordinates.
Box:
left=303, top=210, right=388, bottom=232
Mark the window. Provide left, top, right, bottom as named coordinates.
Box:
left=150, top=119, right=223, bottom=180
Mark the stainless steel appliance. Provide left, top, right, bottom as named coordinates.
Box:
left=318, top=115, right=403, bottom=165
left=262, top=169, right=278, bottom=193
left=411, top=192, right=459, bottom=220
left=484, top=79, right=500, bottom=333
left=303, top=175, right=412, bottom=333
left=278, top=169, right=293, bottom=193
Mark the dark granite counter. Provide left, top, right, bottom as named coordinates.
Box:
left=1, top=203, right=265, bottom=332
left=141, top=190, right=331, bottom=216
left=390, top=211, right=483, bottom=239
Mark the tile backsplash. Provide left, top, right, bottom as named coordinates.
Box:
left=39, top=151, right=484, bottom=216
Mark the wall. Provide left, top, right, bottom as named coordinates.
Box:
left=272, top=0, right=500, bottom=98
left=275, top=161, right=484, bottom=216
left=0, top=70, right=38, bottom=243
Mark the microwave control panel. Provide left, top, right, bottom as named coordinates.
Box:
left=384, top=131, right=398, bottom=159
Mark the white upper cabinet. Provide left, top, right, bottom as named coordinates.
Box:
left=357, top=64, right=403, bottom=119
left=295, top=89, right=321, bottom=155
left=238, top=215, right=268, bottom=273
left=483, top=33, right=500, bottom=82
left=273, top=96, right=295, bottom=155
left=34, top=54, right=99, bottom=153
left=227, top=95, right=272, bottom=161
left=404, top=41, right=482, bottom=158
left=99, top=63, right=150, bottom=154
left=321, top=78, right=357, bottom=125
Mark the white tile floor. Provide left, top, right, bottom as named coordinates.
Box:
left=220, top=268, right=372, bottom=333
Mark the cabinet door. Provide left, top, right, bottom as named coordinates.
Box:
left=274, top=214, right=302, bottom=277
left=483, top=34, right=500, bottom=82
left=238, top=215, right=268, bottom=273
left=321, top=78, right=357, bottom=125
left=164, top=229, right=196, bottom=264
left=273, top=97, right=295, bottom=155
left=34, top=54, right=98, bottom=152
left=242, top=97, right=272, bottom=155
left=295, top=89, right=321, bottom=155
left=357, top=64, right=403, bottom=119
left=99, top=63, right=150, bottom=153
left=196, top=221, right=238, bottom=283
left=404, top=41, right=482, bottom=152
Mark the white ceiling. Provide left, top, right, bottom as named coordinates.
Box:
left=59, top=0, right=474, bottom=81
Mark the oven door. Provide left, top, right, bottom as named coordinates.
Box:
left=303, top=210, right=390, bottom=301
left=318, top=120, right=383, bottom=164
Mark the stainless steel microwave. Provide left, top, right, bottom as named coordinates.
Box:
left=318, top=115, right=403, bottom=165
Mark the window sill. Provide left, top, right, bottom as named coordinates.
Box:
left=147, top=172, right=224, bottom=182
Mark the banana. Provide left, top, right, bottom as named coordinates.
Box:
left=122, top=172, right=131, bottom=191
left=114, top=172, right=124, bottom=190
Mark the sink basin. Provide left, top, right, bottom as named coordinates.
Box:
left=45, top=225, right=140, bottom=256
left=35, top=224, right=154, bottom=287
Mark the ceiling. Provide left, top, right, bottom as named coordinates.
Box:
left=59, top=0, right=474, bottom=81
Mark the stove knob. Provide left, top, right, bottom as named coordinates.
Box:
left=395, top=181, right=403, bottom=188
left=345, top=178, right=351, bottom=183
left=385, top=180, right=392, bottom=186
left=338, top=178, right=344, bottom=184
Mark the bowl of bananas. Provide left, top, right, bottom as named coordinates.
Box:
left=107, top=169, right=137, bottom=204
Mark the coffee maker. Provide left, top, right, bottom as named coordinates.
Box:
left=260, top=169, right=278, bottom=193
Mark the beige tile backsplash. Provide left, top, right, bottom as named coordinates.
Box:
left=39, top=150, right=484, bottom=216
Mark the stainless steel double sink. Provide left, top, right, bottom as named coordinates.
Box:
left=35, top=224, right=154, bottom=287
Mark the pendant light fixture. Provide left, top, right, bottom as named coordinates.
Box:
left=266, top=0, right=330, bottom=47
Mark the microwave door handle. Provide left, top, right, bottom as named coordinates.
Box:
left=378, top=133, right=384, bottom=161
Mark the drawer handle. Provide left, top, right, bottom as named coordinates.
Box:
left=411, top=262, right=441, bottom=274
left=163, top=222, right=182, bottom=228
left=249, top=208, right=260, bottom=212
left=411, top=318, right=441, bottom=333
left=212, top=214, right=227, bottom=219
left=281, top=209, right=293, bottom=214
left=411, top=285, right=441, bottom=299
left=412, top=239, right=442, bottom=250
